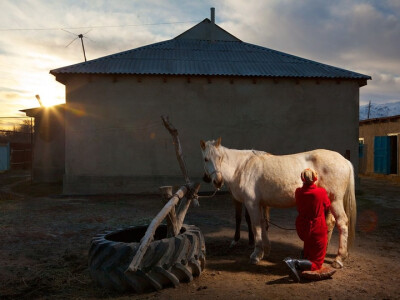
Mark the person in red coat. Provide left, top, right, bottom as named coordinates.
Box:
left=284, top=168, right=331, bottom=282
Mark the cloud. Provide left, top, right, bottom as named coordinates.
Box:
left=0, top=0, right=399, bottom=120
left=217, top=0, right=400, bottom=104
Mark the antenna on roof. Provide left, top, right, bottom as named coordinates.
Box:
left=62, top=29, right=93, bottom=62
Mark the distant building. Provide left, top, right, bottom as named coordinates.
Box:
left=359, top=115, right=400, bottom=176
left=48, top=9, right=370, bottom=194
left=0, top=124, right=32, bottom=171
left=21, top=105, right=65, bottom=182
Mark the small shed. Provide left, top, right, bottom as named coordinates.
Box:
left=22, top=105, right=65, bottom=182
left=359, top=115, right=400, bottom=176
left=49, top=10, right=371, bottom=194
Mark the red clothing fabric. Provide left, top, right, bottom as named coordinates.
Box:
left=295, top=183, right=331, bottom=270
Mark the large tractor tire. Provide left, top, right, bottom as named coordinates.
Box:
left=88, top=224, right=206, bottom=293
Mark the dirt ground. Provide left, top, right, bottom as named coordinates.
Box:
left=1, top=171, right=399, bottom=300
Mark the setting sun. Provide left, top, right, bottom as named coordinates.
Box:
left=24, top=71, right=65, bottom=108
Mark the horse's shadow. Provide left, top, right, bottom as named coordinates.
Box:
left=204, top=236, right=295, bottom=276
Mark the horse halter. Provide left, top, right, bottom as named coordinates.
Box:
left=203, top=166, right=223, bottom=179
left=203, top=157, right=224, bottom=188
left=203, top=166, right=223, bottom=191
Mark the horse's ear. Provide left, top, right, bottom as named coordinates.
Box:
left=215, top=137, right=222, bottom=147
left=200, top=140, right=206, bottom=150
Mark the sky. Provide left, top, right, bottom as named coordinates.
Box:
left=0, top=0, right=399, bottom=126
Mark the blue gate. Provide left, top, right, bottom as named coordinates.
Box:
left=374, top=136, right=391, bottom=174
left=0, top=143, right=10, bottom=171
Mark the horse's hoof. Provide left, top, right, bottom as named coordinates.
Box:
left=250, top=257, right=260, bottom=265
left=331, top=260, right=344, bottom=269
left=250, top=252, right=262, bottom=264
left=229, top=240, right=238, bottom=248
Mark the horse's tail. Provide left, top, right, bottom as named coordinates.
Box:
left=344, top=160, right=357, bottom=250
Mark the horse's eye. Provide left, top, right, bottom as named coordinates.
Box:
left=204, top=158, right=209, bottom=162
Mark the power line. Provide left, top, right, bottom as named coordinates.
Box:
left=0, top=116, right=32, bottom=119
left=0, top=21, right=199, bottom=32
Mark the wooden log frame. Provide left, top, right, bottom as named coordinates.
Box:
left=126, top=182, right=201, bottom=273
left=125, top=116, right=201, bottom=273
left=160, top=183, right=201, bottom=238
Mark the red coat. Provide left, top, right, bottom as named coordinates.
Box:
left=295, top=183, right=331, bottom=270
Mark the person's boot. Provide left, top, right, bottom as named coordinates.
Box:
left=295, top=259, right=312, bottom=271
left=283, top=258, right=312, bottom=282
left=283, top=257, right=301, bottom=282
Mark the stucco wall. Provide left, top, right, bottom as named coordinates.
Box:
left=32, top=108, right=65, bottom=182
left=63, top=75, right=360, bottom=194
left=359, top=118, right=400, bottom=175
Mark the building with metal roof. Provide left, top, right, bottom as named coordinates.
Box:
left=359, top=115, right=399, bottom=176
left=51, top=18, right=370, bottom=81
left=48, top=8, right=370, bottom=194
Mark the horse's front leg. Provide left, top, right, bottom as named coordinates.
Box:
left=246, top=203, right=264, bottom=264
left=230, top=199, right=243, bottom=248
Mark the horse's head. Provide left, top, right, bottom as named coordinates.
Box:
left=200, top=137, right=224, bottom=189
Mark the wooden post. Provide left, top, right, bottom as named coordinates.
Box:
left=161, top=115, right=199, bottom=206
left=161, top=115, right=190, bottom=185
left=176, top=183, right=200, bottom=229
left=159, top=185, right=179, bottom=237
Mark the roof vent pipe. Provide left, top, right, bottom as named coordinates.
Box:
left=211, top=7, right=215, bottom=23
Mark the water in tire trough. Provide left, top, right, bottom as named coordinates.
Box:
left=106, top=224, right=186, bottom=243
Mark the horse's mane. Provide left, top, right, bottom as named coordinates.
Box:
left=251, top=150, right=271, bottom=156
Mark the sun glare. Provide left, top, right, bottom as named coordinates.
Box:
left=37, top=82, right=65, bottom=107
left=11, top=58, right=67, bottom=110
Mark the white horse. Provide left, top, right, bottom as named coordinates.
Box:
left=200, top=138, right=356, bottom=269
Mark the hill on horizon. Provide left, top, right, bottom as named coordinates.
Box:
left=359, top=101, right=400, bottom=120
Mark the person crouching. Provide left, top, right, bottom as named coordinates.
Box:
left=284, top=168, right=332, bottom=282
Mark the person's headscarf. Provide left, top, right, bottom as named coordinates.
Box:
left=301, top=168, right=318, bottom=185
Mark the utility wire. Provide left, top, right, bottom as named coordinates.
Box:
left=0, top=116, right=32, bottom=119
left=0, top=21, right=199, bottom=32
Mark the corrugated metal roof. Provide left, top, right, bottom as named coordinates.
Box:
left=51, top=27, right=370, bottom=80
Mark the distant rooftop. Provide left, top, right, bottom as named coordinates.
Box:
left=51, top=8, right=371, bottom=83
left=359, top=114, right=400, bottom=125
left=21, top=104, right=66, bottom=117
